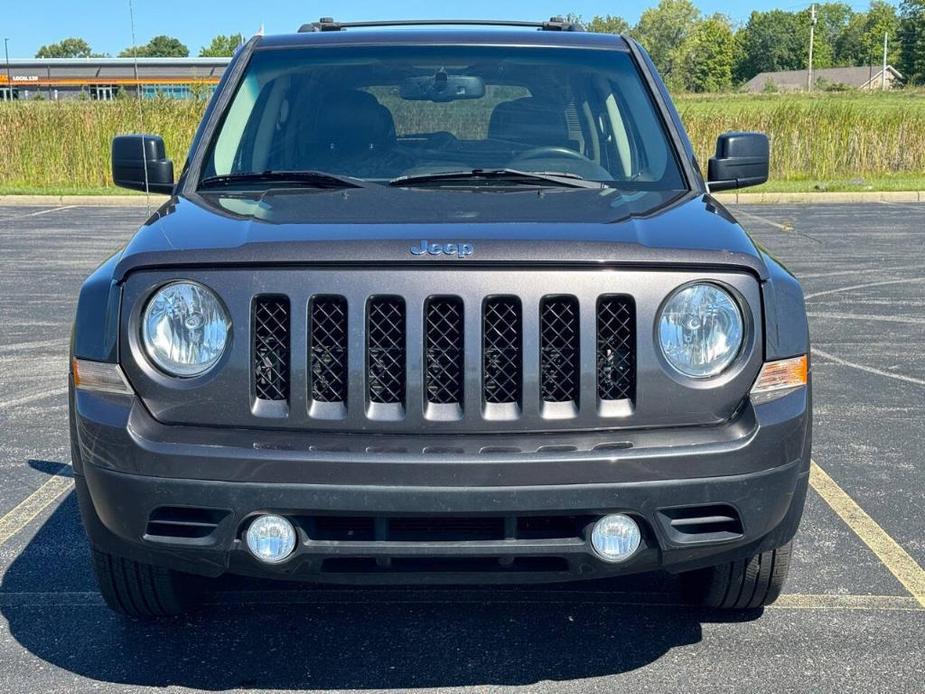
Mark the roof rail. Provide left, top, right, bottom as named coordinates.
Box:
left=298, top=17, right=585, bottom=33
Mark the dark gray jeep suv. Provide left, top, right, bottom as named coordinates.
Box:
left=69, top=18, right=811, bottom=618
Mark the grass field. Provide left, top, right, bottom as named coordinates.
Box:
left=2, top=90, right=924, bottom=194
left=676, top=90, right=925, bottom=192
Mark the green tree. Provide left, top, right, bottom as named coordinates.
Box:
left=734, top=10, right=805, bottom=82
left=119, top=35, right=189, bottom=58
left=798, top=10, right=833, bottom=70
left=680, top=14, right=735, bottom=92
left=836, top=1, right=900, bottom=66
left=899, top=0, right=925, bottom=83
left=815, top=2, right=856, bottom=58
left=586, top=15, right=630, bottom=35
left=199, top=33, right=245, bottom=57
left=632, top=0, right=701, bottom=87
left=35, top=37, right=93, bottom=58
left=792, top=2, right=855, bottom=70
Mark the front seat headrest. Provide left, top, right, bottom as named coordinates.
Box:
left=488, top=97, right=570, bottom=146
left=314, top=90, right=396, bottom=155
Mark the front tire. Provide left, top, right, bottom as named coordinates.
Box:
left=91, top=549, right=201, bottom=618
left=681, top=541, right=792, bottom=609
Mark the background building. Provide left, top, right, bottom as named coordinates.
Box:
left=743, top=65, right=904, bottom=93
left=0, top=57, right=229, bottom=101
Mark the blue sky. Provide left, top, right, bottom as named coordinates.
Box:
left=5, top=0, right=879, bottom=58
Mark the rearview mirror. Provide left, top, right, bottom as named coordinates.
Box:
left=707, top=132, right=769, bottom=192
left=112, top=134, right=174, bottom=194
left=400, top=72, right=485, bottom=102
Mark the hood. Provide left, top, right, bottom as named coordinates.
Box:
left=114, top=186, right=768, bottom=281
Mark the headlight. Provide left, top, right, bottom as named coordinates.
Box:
left=142, top=281, right=230, bottom=377
left=658, top=283, right=743, bottom=378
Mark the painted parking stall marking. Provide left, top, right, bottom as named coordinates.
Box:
left=0, top=467, right=73, bottom=547
left=810, top=461, right=925, bottom=608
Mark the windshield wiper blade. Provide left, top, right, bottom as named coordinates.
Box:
left=199, top=170, right=367, bottom=190
left=388, top=169, right=607, bottom=190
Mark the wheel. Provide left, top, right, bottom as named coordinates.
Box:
left=680, top=541, right=792, bottom=609
left=91, top=548, right=201, bottom=618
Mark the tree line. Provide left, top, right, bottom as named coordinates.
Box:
left=35, top=33, right=244, bottom=59
left=574, top=0, right=925, bottom=90
left=31, top=1, right=925, bottom=90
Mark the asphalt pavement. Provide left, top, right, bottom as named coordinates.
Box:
left=0, top=201, right=923, bottom=693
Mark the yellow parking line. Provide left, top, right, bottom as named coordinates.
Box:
left=773, top=593, right=921, bottom=611
left=0, top=470, right=74, bottom=546
left=0, top=590, right=919, bottom=611
left=733, top=208, right=794, bottom=232
left=810, top=460, right=925, bottom=608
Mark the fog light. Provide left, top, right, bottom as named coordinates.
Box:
left=246, top=514, right=296, bottom=564
left=591, top=514, right=641, bottom=563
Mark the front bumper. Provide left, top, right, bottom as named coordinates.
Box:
left=72, top=385, right=811, bottom=584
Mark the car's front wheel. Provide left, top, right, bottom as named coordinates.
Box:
left=91, top=549, right=200, bottom=618
left=680, top=541, right=792, bottom=609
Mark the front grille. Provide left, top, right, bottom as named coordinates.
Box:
left=309, top=296, right=348, bottom=403
left=483, top=297, right=522, bottom=404
left=253, top=296, right=290, bottom=401
left=246, top=287, right=639, bottom=425
left=596, top=296, right=635, bottom=401
left=367, top=297, right=406, bottom=404
left=425, top=297, right=464, bottom=405
left=541, top=296, right=580, bottom=403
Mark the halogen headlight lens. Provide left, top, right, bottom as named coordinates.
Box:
left=658, top=283, right=743, bottom=378
left=142, top=281, right=229, bottom=377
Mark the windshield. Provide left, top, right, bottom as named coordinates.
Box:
left=202, top=45, right=686, bottom=191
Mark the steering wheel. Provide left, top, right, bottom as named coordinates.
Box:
left=509, top=146, right=611, bottom=180
left=511, top=146, right=590, bottom=163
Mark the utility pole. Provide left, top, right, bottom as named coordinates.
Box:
left=3, top=38, right=11, bottom=102
left=807, top=4, right=817, bottom=92
left=882, top=32, right=888, bottom=91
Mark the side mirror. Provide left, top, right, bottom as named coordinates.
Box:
left=707, top=132, right=769, bottom=192
left=112, top=134, right=174, bottom=194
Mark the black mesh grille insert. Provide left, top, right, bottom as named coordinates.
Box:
left=483, top=297, right=522, bottom=404
left=253, top=296, right=290, bottom=401
left=425, top=297, right=464, bottom=405
left=597, top=296, right=635, bottom=401
left=309, top=296, right=348, bottom=403
left=367, top=297, right=406, bottom=404
left=541, top=296, right=580, bottom=402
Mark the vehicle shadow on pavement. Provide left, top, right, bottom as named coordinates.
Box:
left=1, top=491, right=763, bottom=690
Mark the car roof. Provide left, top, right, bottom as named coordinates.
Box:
left=256, top=29, right=629, bottom=52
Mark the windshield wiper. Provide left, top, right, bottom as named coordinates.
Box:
left=388, top=169, right=608, bottom=190
left=199, top=170, right=368, bottom=190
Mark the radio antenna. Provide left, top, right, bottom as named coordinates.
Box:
left=127, top=0, right=151, bottom=213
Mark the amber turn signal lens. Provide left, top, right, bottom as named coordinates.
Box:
left=72, top=358, right=133, bottom=395
left=750, top=355, right=808, bottom=404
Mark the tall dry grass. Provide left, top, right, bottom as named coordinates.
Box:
left=677, top=92, right=925, bottom=182
left=0, top=98, right=203, bottom=191
left=2, top=92, right=924, bottom=191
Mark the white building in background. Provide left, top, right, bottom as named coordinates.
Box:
left=0, top=57, right=229, bottom=101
